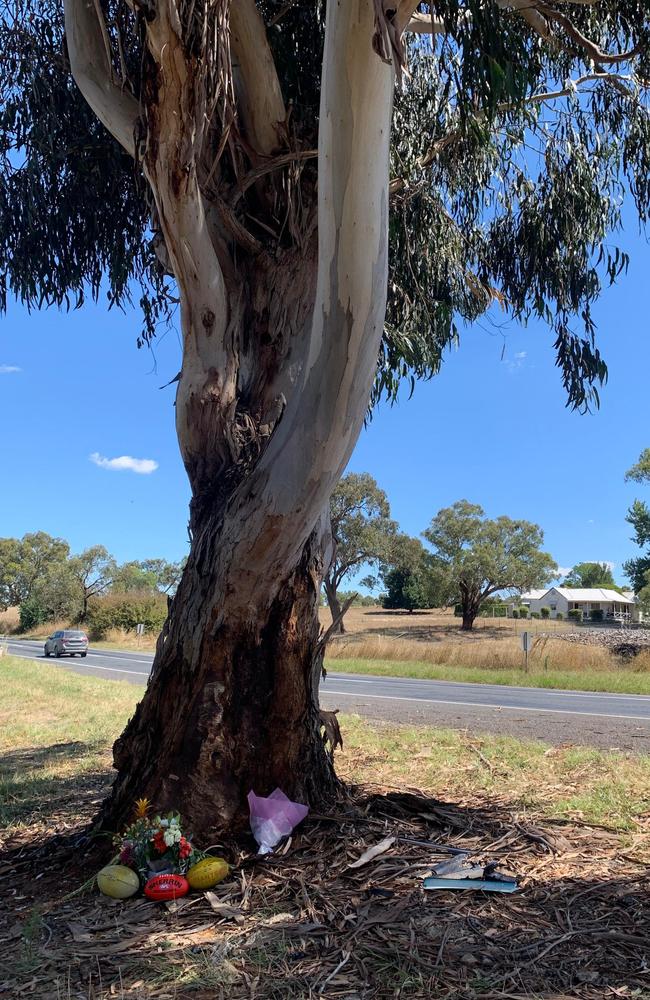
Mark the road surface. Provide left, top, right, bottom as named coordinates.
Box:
left=5, top=638, right=650, bottom=750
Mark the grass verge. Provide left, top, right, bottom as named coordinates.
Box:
left=1, top=655, right=648, bottom=839
left=0, top=656, right=138, bottom=838
left=327, top=655, right=650, bottom=693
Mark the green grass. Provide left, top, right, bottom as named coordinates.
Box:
left=1, top=655, right=649, bottom=839
left=340, top=714, right=650, bottom=831
left=0, top=656, right=140, bottom=834
left=327, top=656, right=650, bottom=694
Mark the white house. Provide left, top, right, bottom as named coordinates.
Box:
left=520, top=587, right=637, bottom=622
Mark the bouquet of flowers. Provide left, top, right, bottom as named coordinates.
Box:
left=114, top=799, right=195, bottom=884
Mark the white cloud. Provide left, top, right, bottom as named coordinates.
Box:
left=90, top=452, right=158, bottom=475
left=0, top=364, right=21, bottom=374
left=506, top=351, right=527, bottom=373
left=555, top=566, right=573, bottom=578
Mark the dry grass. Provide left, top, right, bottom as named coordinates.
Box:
left=3, top=615, right=71, bottom=639
left=95, top=627, right=157, bottom=652
left=0, top=605, right=19, bottom=632
left=328, top=634, right=618, bottom=672
left=322, top=605, right=572, bottom=639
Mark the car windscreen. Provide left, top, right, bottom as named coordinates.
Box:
left=64, top=631, right=87, bottom=637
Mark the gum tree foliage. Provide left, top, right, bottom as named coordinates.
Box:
left=324, top=473, right=397, bottom=632
left=424, top=501, right=557, bottom=629
left=624, top=448, right=650, bottom=591
left=0, top=532, right=70, bottom=610
left=140, top=558, right=187, bottom=594
left=562, top=561, right=618, bottom=589
left=1, top=0, right=648, bottom=833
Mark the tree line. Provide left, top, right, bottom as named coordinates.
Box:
left=325, top=472, right=637, bottom=632
left=0, top=533, right=185, bottom=631
left=325, top=474, right=558, bottom=631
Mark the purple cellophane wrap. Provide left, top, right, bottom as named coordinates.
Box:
left=247, top=788, right=309, bottom=855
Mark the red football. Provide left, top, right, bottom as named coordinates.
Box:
left=144, top=874, right=190, bottom=901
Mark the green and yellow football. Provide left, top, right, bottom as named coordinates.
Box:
left=97, top=864, right=140, bottom=899
left=187, top=857, right=229, bottom=890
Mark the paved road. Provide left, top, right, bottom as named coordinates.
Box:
left=5, top=638, right=650, bottom=750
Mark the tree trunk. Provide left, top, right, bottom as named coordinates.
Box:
left=101, top=509, right=338, bottom=838
left=324, top=578, right=345, bottom=635
left=70, top=0, right=395, bottom=839
left=461, top=606, right=478, bottom=630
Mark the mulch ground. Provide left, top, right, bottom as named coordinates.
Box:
left=1, top=787, right=648, bottom=1000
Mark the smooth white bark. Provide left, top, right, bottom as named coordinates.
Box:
left=229, top=0, right=395, bottom=612
left=230, top=0, right=286, bottom=155
left=64, top=0, right=139, bottom=156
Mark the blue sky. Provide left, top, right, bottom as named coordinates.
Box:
left=1, top=223, right=649, bottom=586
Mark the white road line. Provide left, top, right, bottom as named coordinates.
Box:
left=330, top=674, right=650, bottom=702
left=8, top=651, right=149, bottom=679
left=8, top=649, right=650, bottom=719
left=322, top=689, right=650, bottom=722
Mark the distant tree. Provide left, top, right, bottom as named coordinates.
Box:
left=0, top=538, right=23, bottom=610
left=624, top=451, right=650, bottom=593
left=382, top=567, right=428, bottom=613
left=636, top=570, right=650, bottom=615
left=381, top=535, right=452, bottom=613
left=325, top=589, right=379, bottom=609
left=562, top=562, right=617, bottom=589
left=140, top=558, right=187, bottom=595
left=69, top=545, right=116, bottom=619
left=18, top=596, right=48, bottom=632
left=32, top=561, right=85, bottom=623
left=424, top=501, right=557, bottom=630
left=0, top=532, right=69, bottom=609
left=111, top=561, right=159, bottom=594
left=324, top=474, right=397, bottom=633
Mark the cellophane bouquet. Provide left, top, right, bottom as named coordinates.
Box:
left=114, top=799, right=195, bottom=884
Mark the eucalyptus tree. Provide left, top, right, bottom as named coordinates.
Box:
left=69, top=545, right=116, bottom=618
left=424, top=501, right=557, bottom=629
left=324, top=473, right=397, bottom=632
left=2, top=0, right=648, bottom=833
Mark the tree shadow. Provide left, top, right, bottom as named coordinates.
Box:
left=0, top=740, right=113, bottom=842
left=335, top=622, right=517, bottom=643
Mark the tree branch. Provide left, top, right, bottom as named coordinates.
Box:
left=404, top=12, right=447, bottom=34
left=142, top=0, right=235, bottom=482
left=64, top=0, right=139, bottom=157
left=496, top=0, right=552, bottom=40
left=534, top=1, right=642, bottom=64
left=230, top=0, right=286, bottom=156
left=394, top=1, right=422, bottom=34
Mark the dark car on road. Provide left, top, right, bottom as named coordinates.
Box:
left=44, top=630, right=89, bottom=658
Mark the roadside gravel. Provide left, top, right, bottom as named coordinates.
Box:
left=321, top=690, right=650, bottom=752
